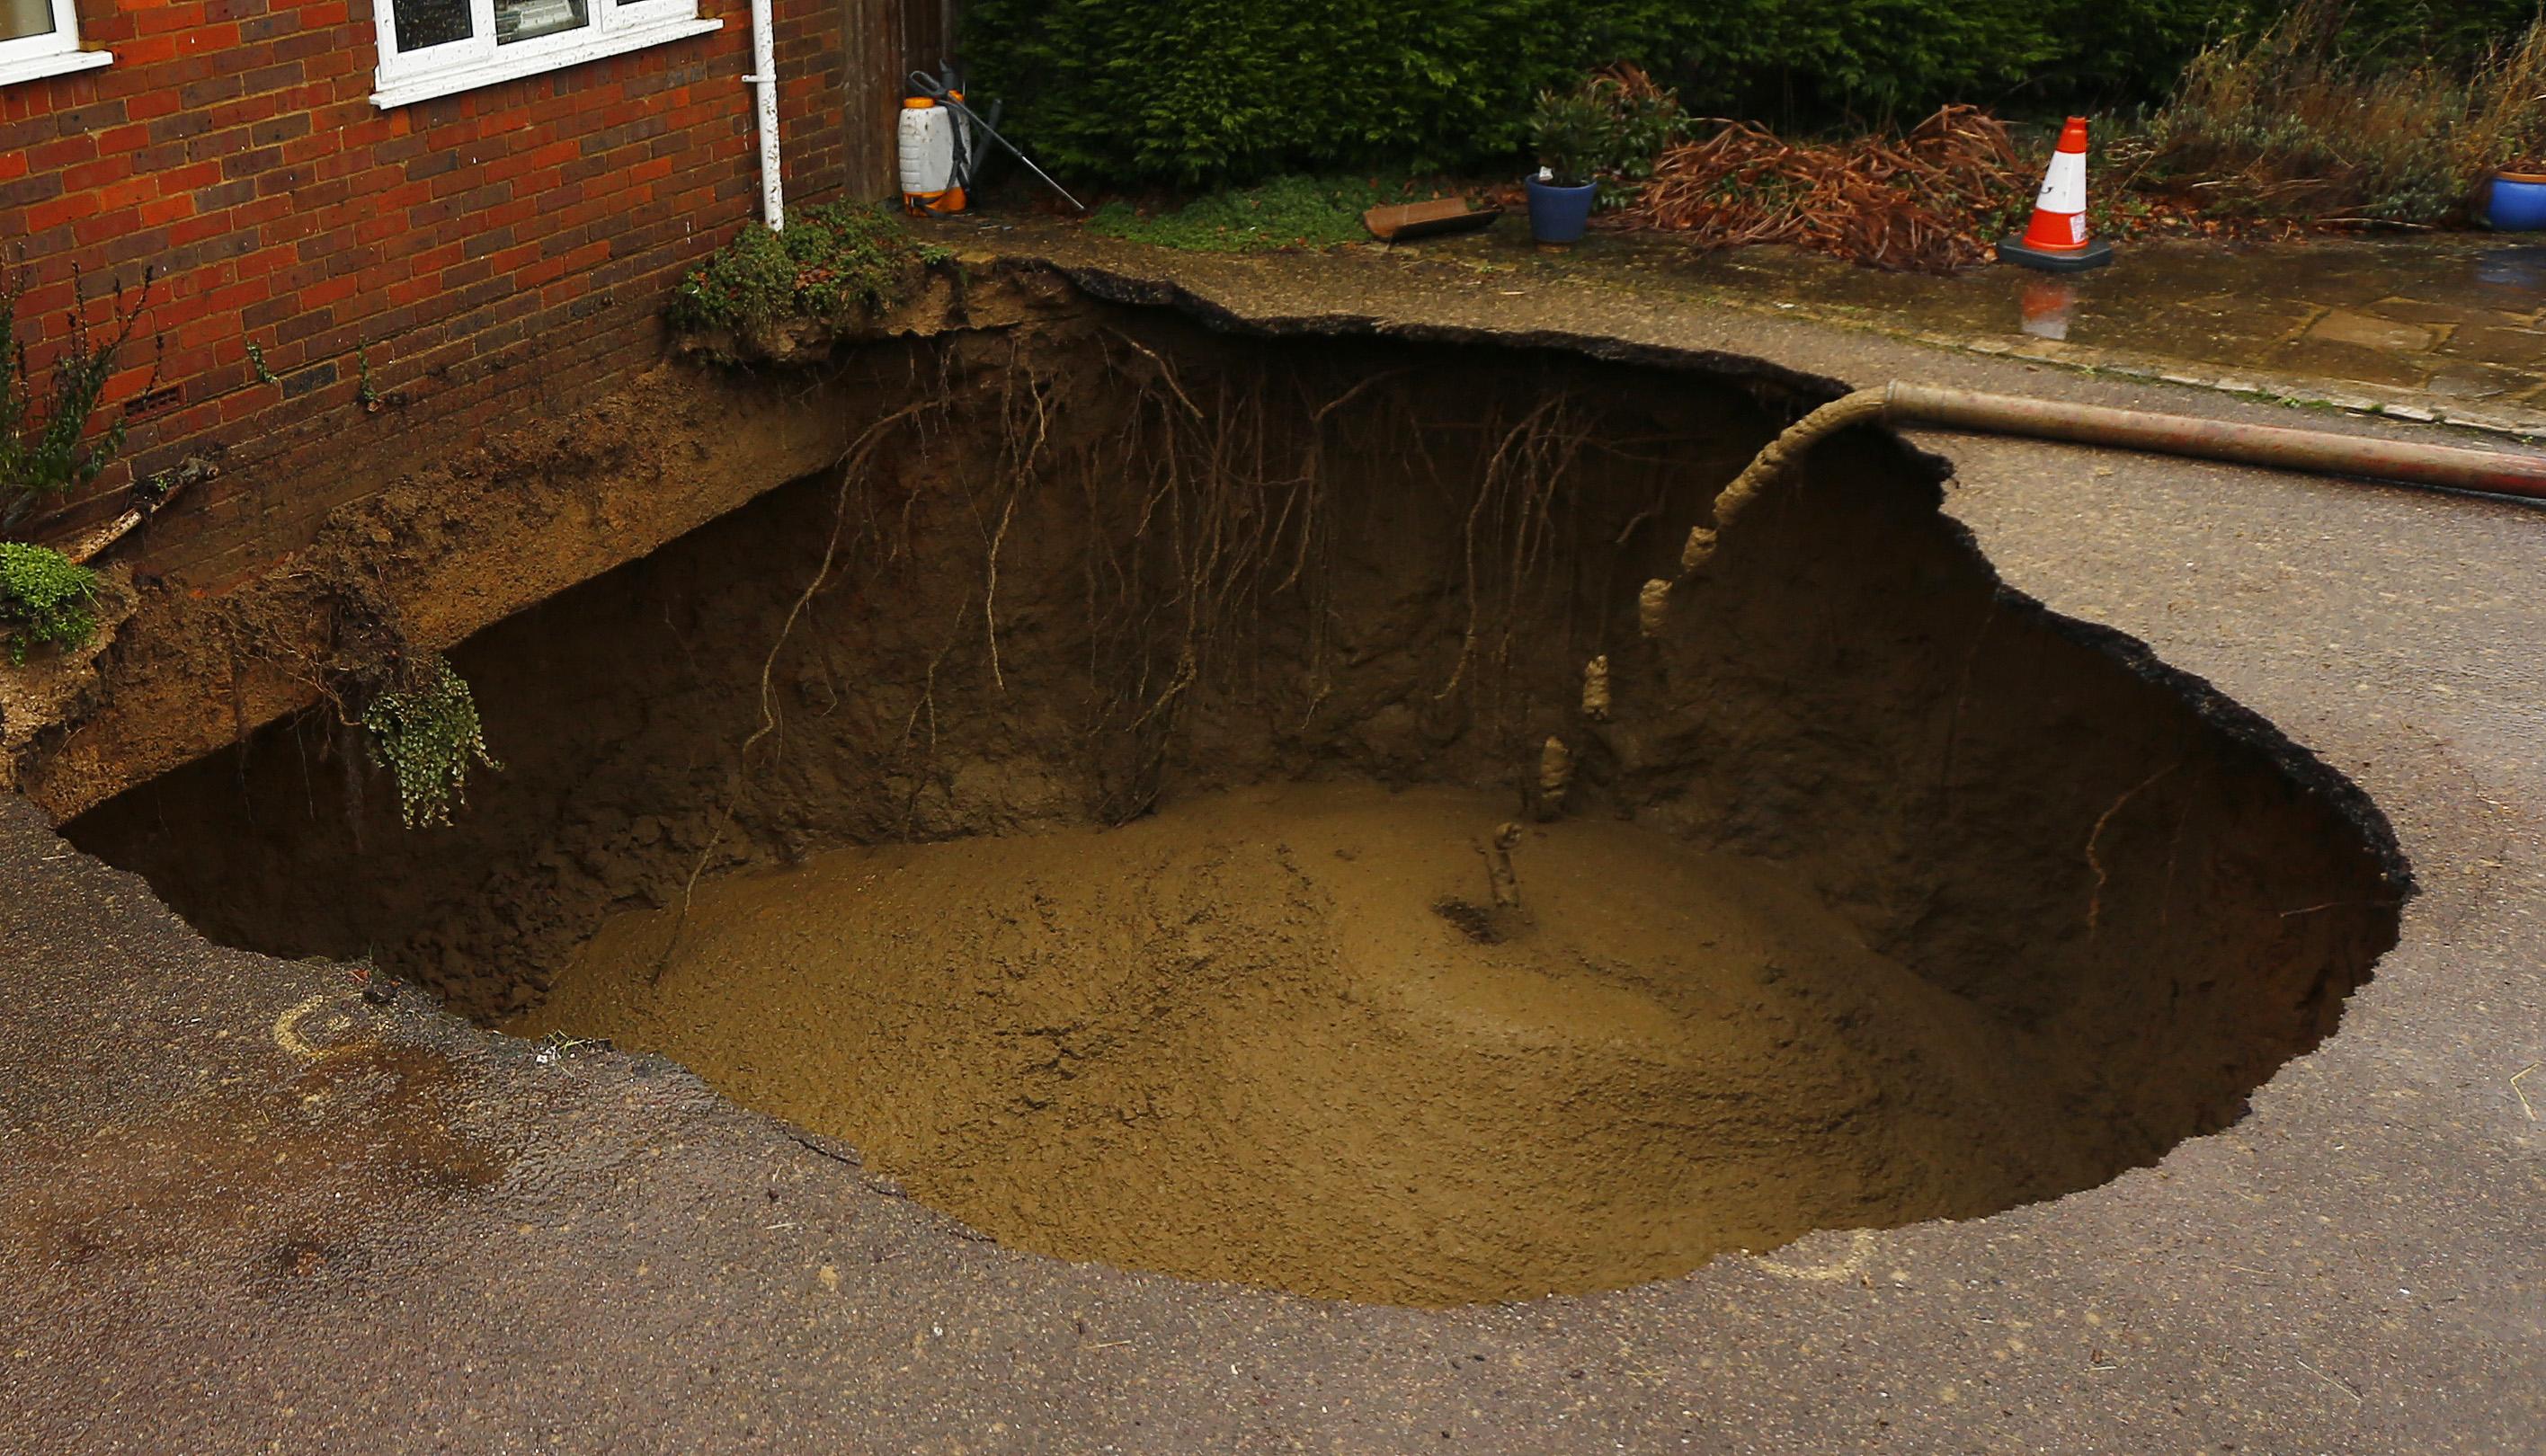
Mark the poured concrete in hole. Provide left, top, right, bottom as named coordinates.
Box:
left=63, top=300, right=2403, bottom=1305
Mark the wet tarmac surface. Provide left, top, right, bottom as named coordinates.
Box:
left=1611, top=234, right=2546, bottom=405
left=4, top=233, right=2542, bottom=1452
left=1142, top=217, right=2546, bottom=434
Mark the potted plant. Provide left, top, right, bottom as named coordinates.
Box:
left=2485, top=159, right=2546, bottom=230
left=1526, top=88, right=1605, bottom=249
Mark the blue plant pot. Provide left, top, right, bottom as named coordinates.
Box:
left=2487, top=173, right=2546, bottom=231
left=1526, top=178, right=1598, bottom=246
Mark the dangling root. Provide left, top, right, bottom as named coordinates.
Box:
left=1439, top=392, right=1592, bottom=707
left=980, top=342, right=1055, bottom=691
left=652, top=402, right=933, bottom=986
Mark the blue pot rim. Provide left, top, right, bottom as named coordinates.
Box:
left=1526, top=177, right=1598, bottom=195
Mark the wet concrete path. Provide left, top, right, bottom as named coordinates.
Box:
left=1252, top=222, right=2546, bottom=436
left=4, top=236, right=2543, bottom=1453
left=1581, top=235, right=2546, bottom=408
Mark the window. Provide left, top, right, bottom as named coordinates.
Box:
left=0, top=0, right=112, bottom=88
left=371, top=0, right=720, bottom=109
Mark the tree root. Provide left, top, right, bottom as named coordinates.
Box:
left=651, top=402, right=933, bottom=986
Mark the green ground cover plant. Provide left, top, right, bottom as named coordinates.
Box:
left=2, top=262, right=156, bottom=664
left=0, top=540, right=96, bottom=665
left=1088, top=175, right=1435, bottom=252
left=669, top=204, right=950, bottom=336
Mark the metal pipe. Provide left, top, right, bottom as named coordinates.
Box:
left=743, top=0, right=784, bottom=229
left=61, top=457, right=219, bottom=566
left=1883, top=382, right=2546, bottom=501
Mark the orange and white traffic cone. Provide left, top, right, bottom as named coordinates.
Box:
left=1997, top=117, right=2114, bottom=272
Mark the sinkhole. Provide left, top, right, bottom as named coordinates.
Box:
left=61, top=304, right=2407, bottom=1306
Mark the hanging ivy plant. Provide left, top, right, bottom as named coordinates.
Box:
left=361, top=653, right=500, bottom=828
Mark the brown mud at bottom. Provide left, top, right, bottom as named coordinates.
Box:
left=518, top=780, right=2072, bottom=1306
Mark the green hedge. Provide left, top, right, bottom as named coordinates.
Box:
left=2337, top=0, right=2542, bottom=64
left=962, top=0, right=2538, bottom=183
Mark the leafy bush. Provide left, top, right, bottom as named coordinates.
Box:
left=1531, top=67, right=1687, bottom=204
left=2328, top=0, right=2546, bottom=70
left=1529, top=89, right=1612, bottom=189
left=0, top=541, right=97, bottom=664
left=963, top=0, right=2538, bottom=186
left=963, top=0, right=1585, bottom=182
left=963, top=0, right=2064, bottom=183
left=668, top=203, right=949, bottom=337
left=2139, top=0, right=2546, bottom=222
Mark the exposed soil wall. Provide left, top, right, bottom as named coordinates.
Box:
left=7, top=265, right=1056, bottom=819
left=59, top=292, right=2408, bottom=1298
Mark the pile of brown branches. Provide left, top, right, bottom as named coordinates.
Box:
left=1628, top=105, right=2026, bottom=273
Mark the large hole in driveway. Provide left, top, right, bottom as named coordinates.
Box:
left=61, top=306, right=2408, bottom=1305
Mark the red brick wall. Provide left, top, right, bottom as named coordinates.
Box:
left=1, top=0, right=879, bottom=580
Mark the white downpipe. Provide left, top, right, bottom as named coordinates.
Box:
left=743, top=0, right=784, bottom=229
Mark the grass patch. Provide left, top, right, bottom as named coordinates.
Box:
left=1086, top=175, right=1442, bottom=253
left=669, top=203, right=951, bottom=338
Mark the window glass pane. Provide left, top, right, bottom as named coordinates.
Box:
left=0, top=0, right=57, bottom=42
left=495, top=0, right=590, bottom=44
left=391, top=0, right=474, bottom=50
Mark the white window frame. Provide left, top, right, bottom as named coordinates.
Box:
left=370, top=0, right=720, bottom=109
left=0, top=0, right=113, bottom=89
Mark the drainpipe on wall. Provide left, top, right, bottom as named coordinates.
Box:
left=743, top=0, right=785, bottom=228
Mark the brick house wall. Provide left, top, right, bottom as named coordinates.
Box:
left=2, top=0, right=896, bottom=582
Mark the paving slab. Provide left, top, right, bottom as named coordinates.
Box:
left=3, top=230, right=2542, bottom=1454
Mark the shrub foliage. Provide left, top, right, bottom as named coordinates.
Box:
left=4, top=262, right=155, bottom=537
left=668, top=203, right=949, bottom=337
left=0, top=541, right=97, bottom=665
left=963, top=0, right=2539, bottom=184
left=2140, top=0, right=2546, bottom=222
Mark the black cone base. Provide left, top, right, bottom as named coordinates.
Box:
left=1997, top=236, right=2114, bottom=272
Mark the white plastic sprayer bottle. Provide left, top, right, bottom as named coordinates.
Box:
left=898, top=97, right=964, bottom=214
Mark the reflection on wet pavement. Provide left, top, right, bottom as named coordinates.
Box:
left=1427, top=229, right=2546, bottom=419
